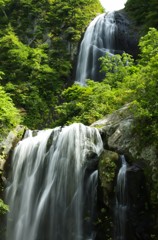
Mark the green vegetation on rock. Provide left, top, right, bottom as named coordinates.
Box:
left=0, top=199, right=9, bottom=215
left=0, top=83, right=21, bottom=140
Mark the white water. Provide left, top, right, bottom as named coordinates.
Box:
left=6, top=123, right=103, bottom=240
left=115, top=155, right=127, bottom=240
left=85, top=170, right=98, bottom=240
left=75, top=12, right=118, bottom=85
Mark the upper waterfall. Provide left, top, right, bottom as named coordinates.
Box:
left=75, top=12, right=117, bottom=85
left=6, top=123, right=103, bottom=240
left=75, top=11, right=138, bottom=85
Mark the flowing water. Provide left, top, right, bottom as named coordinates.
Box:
left=6, top=123, right=103, bottom=240
left=84, top=170, right=98, bottom=239
left=75, top=10, right=135, bottom=85
left=114, top=155, right=128, bottom=240
left=75, top=12, right=118, bottom=85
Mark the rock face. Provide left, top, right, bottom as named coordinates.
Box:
left=0, top=125, right=26, bottom=240
left=114, top=10, right=139, bottom=59
left=92, top=104, right=158, bottom=240
left=0, top=125, right=26, bottom=173
left=92, top=104, right=157, bottom=163
left=125, top=164, right=151, bottom=240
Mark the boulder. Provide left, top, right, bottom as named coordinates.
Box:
left=92, top=104, right=158, bottom=239
left=92, top=104, right=157, bottom=164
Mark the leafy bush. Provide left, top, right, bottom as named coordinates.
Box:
left=0, top=82, right=21, bottom=139
left=0, top=0, right=103, bottom=129
left=0, top=199, right=9, bottom=215
left=53, top=80, right=123, bottom=127
left=125, top=0, right=158, bottom=29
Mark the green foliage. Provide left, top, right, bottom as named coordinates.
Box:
left=53, top=80, right=124, bottom=127
left=0, top=199, right=9, bottom=215
left=99, top=152, right=118, bottom=185
left=0, top=83, right=21, bottom=139
left=49, top=0, right=103, bottom=42
left=125, top=0, right=158, bottom=29
left=0, top=27, right=60, bottom=128
left=0, top=0, right=10, bottom=7
left=100, top=28, right=158, bottom=144
left=100, top=52, right=134, bottom=87
left=101, top=29, right=158, bottom=212
left=138, top=28, right=158, bottom=64
left=0, top=0, right=103, bottom=129
left=53, top=52, right=137, bottom=127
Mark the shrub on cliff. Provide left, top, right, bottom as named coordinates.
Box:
left=0, top=80, right=21, bottom=139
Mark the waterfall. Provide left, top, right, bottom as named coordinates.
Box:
left=114, top=155, right=127, bottom=240
left=75, top=10, right=136, bottom=85
left=6, top=123, right=103, bottom=240
left=75, top=12, right=118, bottom=85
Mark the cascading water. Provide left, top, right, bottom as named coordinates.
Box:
left=6, top=123, right=103, bottom=240
left=75, top=12, right=118, bottom=85
left=84, top=170, right=98, bottom=239
left=114, top=155, right=128, bottom=240
left=75, top=10, right=138, bottom=85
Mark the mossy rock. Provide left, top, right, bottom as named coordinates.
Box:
left=98, top=150, right=118, bottom=207
left=0, top=125, right=26, bottom=172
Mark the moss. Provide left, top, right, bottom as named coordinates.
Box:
left=96, top=150, right=119, bottom=239
left=99, top=150, right=118, bottom=189
left=0, top=125, right=26, bottom=170
left=0, top=199, right=9, bottom=215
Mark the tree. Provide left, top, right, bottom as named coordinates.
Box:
left=0, top=28, right=59, bottom=128
left=0, top=0, right=103, bottom=129
left=125, top=0, right=158, bottom=28
left=0, top=82, right=21, bottom=139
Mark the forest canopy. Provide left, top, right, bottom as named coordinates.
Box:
left=125, top=0, right=158, bottom=29
left=0, top=0, right=158, bottom=143
left=0, top=0, right=103, bottom=129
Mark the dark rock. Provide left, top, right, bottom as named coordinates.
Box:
left=125, top=164, right=151, bottom=240
left=92, top=104, right=157, bottom=239
left=96, top=150, right=118, bottom=240
left=114, top=10, right=139, bottom=59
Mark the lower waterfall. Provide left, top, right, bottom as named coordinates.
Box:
left=5, top=123, right=103, bottom=240
left=114, top=155, right=127, bottom=240
left=75, top=12, right=117, bottom=85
